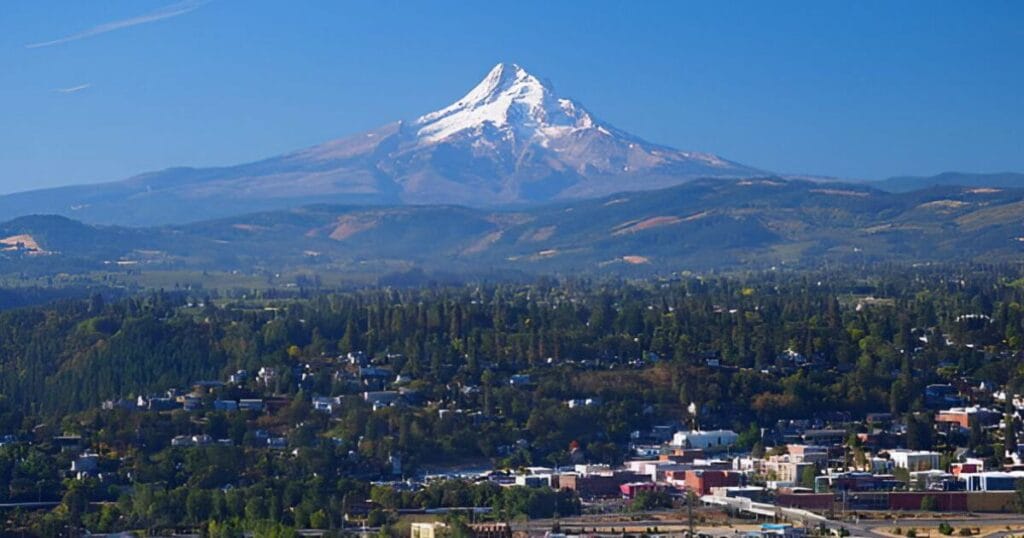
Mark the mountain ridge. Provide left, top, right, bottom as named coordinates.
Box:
left=0, top=63, right=760, bottom=226
left=2, top=177, right=1024, bottom=277
left=873, top=171, right=1024, bottom=192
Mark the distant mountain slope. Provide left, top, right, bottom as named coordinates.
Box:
left=873, top=172, right=1024, bottom=192
left=0, top=63, right=760, bottom=226
left=3, top=178, right=1024, bottom=275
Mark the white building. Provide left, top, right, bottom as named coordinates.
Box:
left=959, top=471, right=1024, bottom=491
left=888, top=449, right=941, bottom=471
left=672, top=429, right=739, bottom=451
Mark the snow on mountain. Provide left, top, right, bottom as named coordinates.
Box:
left=0, top=62, right=765, bottom=226
left=414, top=63, right=596, bottom=146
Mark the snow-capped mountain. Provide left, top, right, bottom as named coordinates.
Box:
left=0, top=63, right=762, bottom=226
left=415, top=62, right=599, bottom=146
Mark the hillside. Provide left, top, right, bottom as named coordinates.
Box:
left=873, top=172, right=1024, bottom=192
left=1, top=178, right=1023, bottom=277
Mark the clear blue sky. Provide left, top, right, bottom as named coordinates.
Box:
left=1, top=0, right=1022, bottom=194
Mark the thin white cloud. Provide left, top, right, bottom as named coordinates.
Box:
left=55, top=83, right=93, bottom=94
left=26, top=0, right=207, bottom=49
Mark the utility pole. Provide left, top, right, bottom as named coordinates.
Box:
left=688, top=490, right=695, bottom=538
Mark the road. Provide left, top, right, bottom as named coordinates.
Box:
left=515, top=509, right=1024, bottom=538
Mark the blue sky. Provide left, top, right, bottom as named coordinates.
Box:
left=1, top=1, right=1022, bottom=194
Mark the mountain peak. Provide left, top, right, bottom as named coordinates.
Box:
left=0, top=62, right=763, bottom=225
left=414, top=62, right=595, bottom=145
left=472, top=62, right=546, bottom=99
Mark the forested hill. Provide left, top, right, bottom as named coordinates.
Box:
left=1, top=267, right=1022, bottom=424
left=2, top=178, right=1024, bottom=276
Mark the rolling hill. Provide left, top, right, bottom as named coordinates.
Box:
left=873, top=172, right=1024, bottom=192
left=2, top=178, right=1024, bottom=277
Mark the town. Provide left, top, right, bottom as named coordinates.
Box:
left=4, top=270, right=1024, bottom=536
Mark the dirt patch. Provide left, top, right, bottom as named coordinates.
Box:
left=0, top=234, right=47, bottom=254
left=811, top=188, right=870, bottom=197
left=462, top=231, right=504, bottom=254
left=918, top=200, right=968, bottom=210
left=231, top=224, right=269, bottom=232
left=327, top=216, right=380, bottom=240
left=523, top=226, right=556, bottom=242
left=613, top=216, right=683, bottom=236
left=738, top=179, right=784, bottom=186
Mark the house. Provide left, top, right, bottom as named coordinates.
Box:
left=312, top=396, right=341, bottom=414
left=661, top=448, right=706, bottom=463
left=800, top=429, right=846, bottom=446
left=869, top=457, right=895, bottom=474
left=786, top=444, right=829, bottom=465
left=238, top=399, right=264, bottom=412
left=566, top=397, right=602, bottom=408
left=180, top=395, right=202, bottom=412
left=671, top=429, right=739, bottom=451
left=229, top=370, right=249, bottom=384
left=760, top=458, right=817, bottom=486
left=359, top=366, right=391, bottom=381
left=364, top=391, right=401, bottom=408
left=172, top=434, right=213, bottom=448
left=509, top=374, right=531, bottom=386
left=102, top=399, right=136, bottom=411
left=52, top=435, right=84, bottom=452
left=684, top=469, right=742, bottom=495
left=398, top=387, right=425, bottom=406
left=70, top=452, right=99, bottom=479
left=513, top=474, right=548, bottom=488
left=619, top=482, right=664, bottom=499
left=146, top=397, right=180, bottom=412
left=558, top=470, right=645, bottom=498
left=935, top=406, right=1000, bottom=430
left=926, top=384, right=963, bottom=408
left=213, top=399, right=238, bottom=412
left=951, top=459, right=984, bottom=475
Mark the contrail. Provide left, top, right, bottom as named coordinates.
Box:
left=55, top=84, right=93, bottom=94
left=27, top=0, right=208, bottom=49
